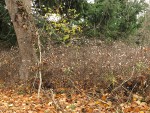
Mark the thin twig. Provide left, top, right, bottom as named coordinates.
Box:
left=67, top=77, right=110, bottom=105
left=37, top=31, right=42, bottom=99
left=67, top=77, right=82, bottom=93
left=50, top=89, right=64, bottom=113
left=112, top=66, right=135, bottom=92
left=127, top=83, right=137, bottom=103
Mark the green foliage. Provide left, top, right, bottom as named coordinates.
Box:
left=83, top=0, right=148, bottom=39
left=34, top=0, right=89, bottom=19
left=0, top=0, right=148, bottom=46
left=33, top=0, right=87, bottom=45
left=0, top=1, right=16, bottom=46
left=42, top=9, right=82, bottom=44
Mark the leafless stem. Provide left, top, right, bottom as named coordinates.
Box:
left=112, top=66, right=135, bottom=92
left=127, top=83, right=137, bottom=103
left=67, top=77, right=110, bottom=105
left=50, top=89, right=64, bottom=113
left=37, top=32, right=42, bottom=99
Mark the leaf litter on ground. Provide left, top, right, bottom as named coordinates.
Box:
left=0, top=87, right=149, bottom=113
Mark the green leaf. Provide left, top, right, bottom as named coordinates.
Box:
left=63, top=35, right=70, bottom=41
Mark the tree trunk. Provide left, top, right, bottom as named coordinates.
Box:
left=5, top=0, right=38, bottom=81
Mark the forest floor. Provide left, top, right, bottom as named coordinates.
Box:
left=0, top=86, right=149, bottom=113
left=1, top=41, right=150, bottom=112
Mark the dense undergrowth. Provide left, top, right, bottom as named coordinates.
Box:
left=0, top=39, right=150, bottom=112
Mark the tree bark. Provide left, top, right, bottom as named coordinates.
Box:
left=5, top=0, right=38, bottom=81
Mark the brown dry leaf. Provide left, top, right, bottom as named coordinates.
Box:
left=123, top=107, right=133, bottom=113
left=133, top=94, right=143, bottom=102
left=101, top=93, right=108, bottom=101
left=140, top=104, right=149, bottom=111
left=131, top=102, right=138, bottom=108
left=107, top=101, right=112, bottom=106
left=133, top=107, right=141, bottom=112
left=85, top=107, right=93, bottom=113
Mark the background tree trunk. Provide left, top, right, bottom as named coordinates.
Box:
left=5, top=0, right=38, bottom=81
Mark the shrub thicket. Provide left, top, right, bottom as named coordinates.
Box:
left=0, top=0, right=148, bottom=45
left=84, top=0, right=148, bottom=39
